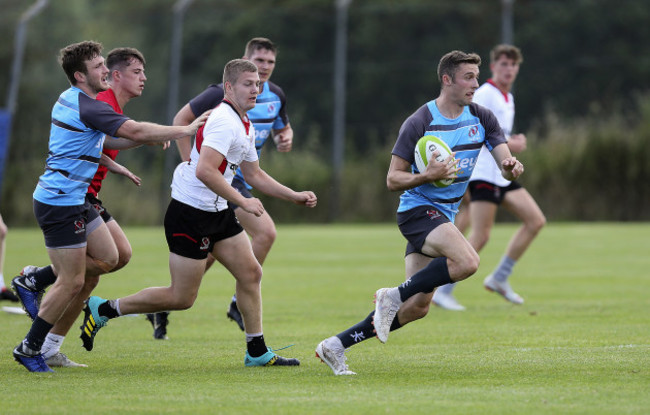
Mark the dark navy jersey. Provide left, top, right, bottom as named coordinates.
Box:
left=391, top=100, right=506, bottom=221
left=189, top=82, right=289, bottom=187
left=33, top=86, right=130, bottom=206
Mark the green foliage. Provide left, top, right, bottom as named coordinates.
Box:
left=2, top=223, right=649, bottom=414
left=520, top=94, right=650, bottom=221
left=1, top=1, right=649, bottom=224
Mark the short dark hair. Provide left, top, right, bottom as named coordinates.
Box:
left=223, top=58, right=259, bottom=86
left=106, top=47, right=146, bottom=78
left=244, top=37, right=277, bottom=58
left=437, top=50, right=482, bottom=83
left=59, top=41, right=103, bottom=85
left=490, top=44, right=523, bottom=65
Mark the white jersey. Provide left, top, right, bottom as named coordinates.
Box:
left=171, top=101, right=258, bottom=212
left=470, top=80, right=515, bottom=186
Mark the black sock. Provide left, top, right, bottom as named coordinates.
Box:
left=397, top=257, right=452, bottom=302
left=23, top=316, right=54, bottom=353
left=247, top=335, right=267, bottom=357
left=26, top=265, right=57, bottom=291
left=337, top=311, right=404, bottom=348
left=98, top=300, right=120, bottom=319
left=337, top=312, right=375, bottom=348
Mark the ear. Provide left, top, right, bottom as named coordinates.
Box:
left=73, top=71, right=86, bottom=84
left=112, top=69, right=121, bottom=81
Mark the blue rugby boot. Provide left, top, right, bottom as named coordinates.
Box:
left=13, top=344, right=53, bottom=373
left=245, top=347, right=300, bottom=367
left=80, top=296, right=109, bottom=351
left=11, top=266, right=43, bottom=320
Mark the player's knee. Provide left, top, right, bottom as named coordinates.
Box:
left=114, top=248, right=132, bottom=271
left=457, top=251, right=480, bottom=281
left=255, top=227, right=277, bottom=249
left=95, top=257, right=119, bottom=273
left=529, top=213, right=546, bottom=234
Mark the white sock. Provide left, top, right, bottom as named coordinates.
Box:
left=41, top=333, right=65, bottom=359
left=435, top=282, right=456, bottom=295
left=493, top=255, right=516, bottom=283
left=245, top=332, right=264, bottom=342
left=0, top=272, right=6, bottom=289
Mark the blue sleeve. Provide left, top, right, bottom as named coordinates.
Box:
left=189, top=84, right=224, bottom=117
left=78, top=94, right=129, bottom=136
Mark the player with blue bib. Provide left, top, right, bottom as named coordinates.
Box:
left=316, top=50, right=525, bottom=375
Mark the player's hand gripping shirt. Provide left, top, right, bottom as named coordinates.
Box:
left=33, top=86, right=130, bottom=206
left=470, top=79, right=515, bottom=187
left=171, top=101, right=258, bottom=212
left=391, top=100, right=506, bottom=221
left=189, top=82, right=288, bottom=187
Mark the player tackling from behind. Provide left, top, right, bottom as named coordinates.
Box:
left=316, top=50, right=524, bottom=375
left=81, top=59, right=317, bottom=367
left=433, top=44, right=545, bottom=310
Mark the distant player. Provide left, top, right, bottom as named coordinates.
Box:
left=80, top=59, right=317, bottom=367
left=432, top=44, right=545, bottom=310
left=0, top=214, right=19, bottom=302
left=315, top=50, right=524, bottom=375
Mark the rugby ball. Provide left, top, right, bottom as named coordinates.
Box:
left=413, top=135, right=454, bottom=187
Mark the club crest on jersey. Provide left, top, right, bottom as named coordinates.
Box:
left=199, top=237, right=210, bottom=251
left=73, top=220, right=86, bottom=234
left=468, top=126, right=480, bottom=143
left=267, top=103, right=276, bottom=114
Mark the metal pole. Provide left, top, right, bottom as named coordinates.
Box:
left=0, top=0, right=49, bottom=205
left=501, top=0, right=514, bottom=44
left=160, top=0, right=195, bottom=213
left=330, top=0, right=352, bottom=222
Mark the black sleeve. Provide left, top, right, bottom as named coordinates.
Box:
left=78, top=93, right=130, bottom=136
left=189, top=84, right=225, bottom=117
left=391, top=105, right=430, bottom=162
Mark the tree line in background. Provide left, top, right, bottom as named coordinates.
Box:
left=0, top=0, right=648, bottom=225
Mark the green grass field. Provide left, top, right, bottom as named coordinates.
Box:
left=1, top=223, right=648, bottom=414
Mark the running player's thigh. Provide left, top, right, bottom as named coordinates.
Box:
left=47, top=246, right=87, bottom=279
left=235, top=206, right=276, bottom=238
left=469, top=200, right=498, bottom=233
left=420, top=222, right=474, bottom=261
left=105, top=219, right=132, bottom=258
left=168, top=252, right=206, bottom=296
left=502, top=188, right=544, bottom=222
left=210, top=232, right=261, bottom=281
left=86, top=220, right=118, bottom=264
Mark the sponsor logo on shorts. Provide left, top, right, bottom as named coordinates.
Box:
left=199, top=237, right=210, bottom=251
left=74, top=220, right=86, bottom=234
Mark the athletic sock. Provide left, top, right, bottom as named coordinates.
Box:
left=492, top=255, right=516, bottom=283
left=337, top=312, right=403, bottom=348
left=41, top=333, right=65, bottom=359
left=397, top=257, right=452, bottom=302
left=25, top=265, right=57, bottom=291
left=98, top=300, right=120, bottom=319
left=246, top=333, right=267, bottom=357
left=24, top=316, right=54, bottom=353
left=436, top=282, right=456, bottom=295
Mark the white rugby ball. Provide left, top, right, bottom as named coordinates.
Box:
left=413, top=135, right=454, bottom=187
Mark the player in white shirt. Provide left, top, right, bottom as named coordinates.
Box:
left=80, top=59, right=317, bottom=367
left=433, top=45, right=545, bottom=310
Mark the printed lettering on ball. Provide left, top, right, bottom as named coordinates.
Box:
left=413, top=135, right=454, bottom=187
